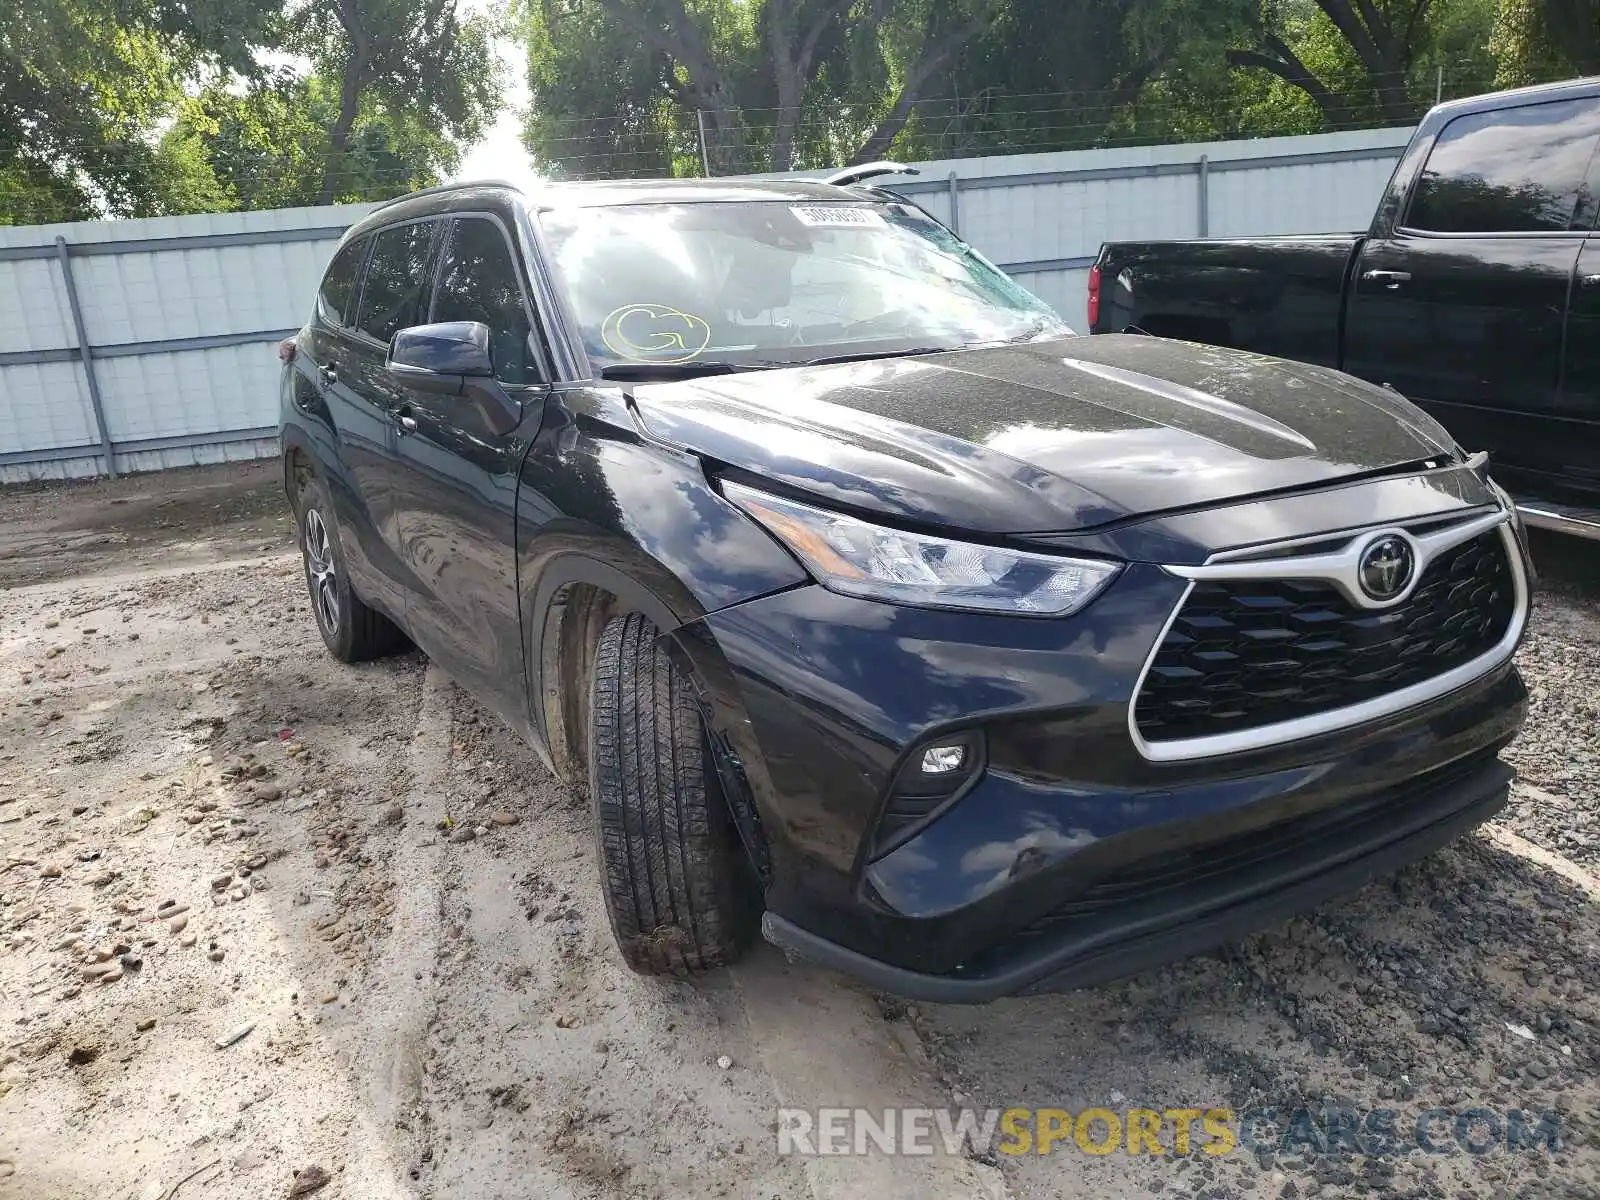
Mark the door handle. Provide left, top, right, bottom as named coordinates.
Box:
left=1582, top=273, right=1600, bottom=289
left=318, top=363, right=337, bottom=386
left=396, top=413, right=418, bottom=436
left=1363, top=269, right=1412, bottom=289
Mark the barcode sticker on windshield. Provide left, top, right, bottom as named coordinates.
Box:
left=790, top=205, right=885, bottom=228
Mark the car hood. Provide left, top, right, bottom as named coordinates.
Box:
left=629, top=333, right=1457, bottom=535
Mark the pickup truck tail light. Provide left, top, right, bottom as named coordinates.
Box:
left=1086, top=264, right=1101, bottom=330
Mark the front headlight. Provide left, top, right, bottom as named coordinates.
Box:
left=723, top=481, right=1121, bottom=617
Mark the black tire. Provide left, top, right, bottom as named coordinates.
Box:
left=589, top=612, right=758, bottom=975
left=295, top=476, right=406, bottom=663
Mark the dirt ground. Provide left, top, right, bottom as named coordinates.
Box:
left=1, top=462, right=1597, bottom=1200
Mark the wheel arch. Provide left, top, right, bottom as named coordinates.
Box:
left=525, top=541, right=702, bottom=798
left=281, top=425, right=320, bottom=509
left=523, top=537, right=777, bottom=890
left=279, top=417, right=364, bottom=524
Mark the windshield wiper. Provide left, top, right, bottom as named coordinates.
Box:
left=1003, top=318, right=1069, bottom=343
left=786, top=332, right=1062, bottom=367
left=784, top=346, right=952, bottom=368
left=602, top=331, right=1063, bottom=379
left=598, top=361, right=769, bottom=382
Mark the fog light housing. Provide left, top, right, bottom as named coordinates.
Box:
left=871, top=729, right=986, bottom=859
left=920, top=745, right=967, bottom=774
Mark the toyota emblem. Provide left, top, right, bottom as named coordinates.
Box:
left=1358, top=534, right=1415, bottom=603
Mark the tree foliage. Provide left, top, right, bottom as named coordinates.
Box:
left=519, top=0, right=1585, bottom=179
left=2, top=0, right=502, bottom=225
left=521, top=0, right=1008, bottom=175
left=6, top=0, right=1599, bottom=221
left=1, top=0, right=279, bottom=222
left=163, top=67, right=474, bottom=211
left=283, top=0, right=502, bottom=203
left=1490, top=0, right=1600, bottom=84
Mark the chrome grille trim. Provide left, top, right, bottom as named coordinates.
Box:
left=1169, top=507, right=1508, bottom=610
left=1128, top=512, right=1527, bottom=763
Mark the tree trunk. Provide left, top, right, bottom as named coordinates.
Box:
left=700, top=88, right=750, bottom=175
left=766, top=0, right=854, bottom=172
left=849, top=86, right=924, bottom=165
left=319, top=57, right=364, bottom=204
left=1313, top=0, right=1425, bottom=124
left=592, top=0, right=748, bottom=173
left=1546, top=0, right=1600, bottom=75
left=1227, top=37, right=1358, bottom=130
left=319, top=1, right=370, bottom=205
left=768, top=0, right=803, bottom=173
left=846, top=13, right=991, bottom=167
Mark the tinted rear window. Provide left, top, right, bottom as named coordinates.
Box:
left=318, top=236, right=367, bottom=326
left=1406, top=98, right=1600, bottom=234
left=356, top=221, right=438, bottom=344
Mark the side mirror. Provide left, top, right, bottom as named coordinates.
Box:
left=388, top=321, right=494, bottom=379
left=386, top=320, right=523, bottom=436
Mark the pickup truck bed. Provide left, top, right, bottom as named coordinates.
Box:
left=1090, top=76, right=1600, bottom=530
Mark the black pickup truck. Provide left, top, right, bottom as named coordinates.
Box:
left=1090, top=76, right=1600, bottom=538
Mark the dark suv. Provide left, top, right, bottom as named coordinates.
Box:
left=280, top=178, right=1530, bottom=1002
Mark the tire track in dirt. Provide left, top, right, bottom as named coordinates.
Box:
left=733, top=952, right=1011, bottom=1200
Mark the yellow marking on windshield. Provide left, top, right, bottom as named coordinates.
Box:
left=601, top=303, right=712, bottom=364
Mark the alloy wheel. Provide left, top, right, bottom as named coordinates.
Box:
left=303, top=508, right=340, bottom=636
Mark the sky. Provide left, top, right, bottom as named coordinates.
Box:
left=451, top=33, right=536, bottom=185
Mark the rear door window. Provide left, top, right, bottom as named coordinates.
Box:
left=1405, top=98, right=1600, bottom=234
left=430, top=216, right=540, bottom=384
left=355, top=220, right=439, bottom=345
left=317, top=236, right=368, bottom=326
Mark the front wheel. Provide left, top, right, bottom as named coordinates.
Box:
left=588, top=612, right=759, bottom=975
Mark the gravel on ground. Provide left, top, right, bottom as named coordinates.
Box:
left=0, top=466, right=1596, bottom=1200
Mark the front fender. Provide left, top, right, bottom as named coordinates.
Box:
left=515, top=389, right=808, bottom=785
left=517, top=391, right=808, bottom=620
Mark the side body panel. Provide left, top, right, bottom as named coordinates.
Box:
left=1092, top=236, right=1361, bottom=367
left=1093, top=80, right=1600, bottom=507
left=1555, top=234, right=1600, bottom=501
left=1341, top=234, right=1579, bottom=476
left=326, top=329, right=418, bottom=613
left=390, top=385, right=544, bottom=736
left=1338, top=88, right=1600, bottom=500
left=291, top=243, right=414, bottom=619
left=384, top=208, right=557, bottom=736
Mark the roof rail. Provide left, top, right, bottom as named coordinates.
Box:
left=823, top=162, right=919, bottom=188
left=369, top=178, right=523, bottom=212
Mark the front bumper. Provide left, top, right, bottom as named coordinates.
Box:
left=762, top=750, right=1512, bottom=1002
left=678, top=499, right=1529, bottom=1003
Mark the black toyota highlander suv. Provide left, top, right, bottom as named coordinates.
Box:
left=279, top=175, right=1530, bottom=1002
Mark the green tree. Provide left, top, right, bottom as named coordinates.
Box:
left=839, top=0, right=1011, bottom=165
left=1490, top=0, right=1600, bottom=85
left=522, top=0, right=701, bottom=179
left=521, top=0, right=1004, bottom=176
left=163, top=65, right=474, bottom=209
left=893, top=0, right=1259, bottom=157
left=877, top=0, right=1501, bottom=153
left=1222, top=0, right=1499, bottom=130
left=1, top=0, right=278, bottom=223
left=284, top=0, right=503, bottom=203
left=515, top=0, right=1505, bottom=178
left=3, top=0, right=502, bottom=224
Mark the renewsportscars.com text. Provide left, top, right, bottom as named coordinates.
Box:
left=776, top=1105, right=1563, bottom=1159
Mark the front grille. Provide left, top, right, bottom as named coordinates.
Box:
left=1135, top=529, right=1515, bottom=743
